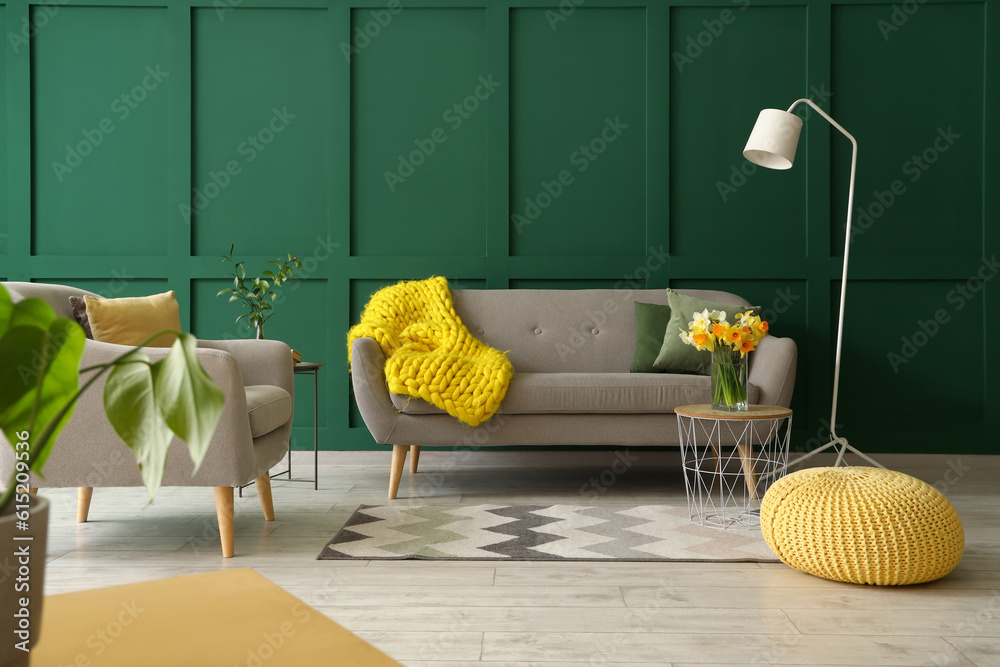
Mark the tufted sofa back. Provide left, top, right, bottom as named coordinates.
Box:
left=451, top=288, right=751, bottom=374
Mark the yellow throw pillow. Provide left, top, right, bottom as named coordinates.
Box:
left=84, top=291, right=182, bottom=348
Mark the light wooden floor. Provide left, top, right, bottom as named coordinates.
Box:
left=40, top=450, right=1000, bottom=666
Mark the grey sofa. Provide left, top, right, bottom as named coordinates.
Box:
left=0, top=282, right=295, bottom=557
left=350, top=288, right=798, bottom=499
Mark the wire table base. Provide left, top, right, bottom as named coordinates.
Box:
left=676, top=405, right=792, bottom=530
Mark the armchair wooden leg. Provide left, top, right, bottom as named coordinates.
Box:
left=389, top=445, right=407, bottom=500
left=77, top=487, right=94, bottom=523
left=409, top=445, right=421, bottom=474
left=28, top=488, right=37, bottom=495
left=214, top=487, right=235, bottom=558
left=255, top=475, right=275, bottom=521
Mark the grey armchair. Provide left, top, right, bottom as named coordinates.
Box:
left=0, top=282, right=295, bottom=557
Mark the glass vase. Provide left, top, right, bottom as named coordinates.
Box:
left=711, top=349, right=748, bottom=411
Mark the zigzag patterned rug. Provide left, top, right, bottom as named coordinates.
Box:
left=317, top=505, right=778, bottom=562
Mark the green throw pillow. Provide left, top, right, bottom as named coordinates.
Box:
left=653, top=289, right=759, bottom=375
left=629, top=301, right=672, bottom=373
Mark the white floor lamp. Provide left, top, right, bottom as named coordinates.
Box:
left=742, top=98, right=883, bottom=469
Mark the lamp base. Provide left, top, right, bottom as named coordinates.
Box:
left=787, top=436, right=884, bottom=470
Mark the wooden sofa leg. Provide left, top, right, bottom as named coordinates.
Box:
left=214, top=487, right=235, bottom=558
left=255, top=475, right=275, bottom=521
left=28, top=488, right=37, bottom=495
left=410, top=446, right=421, bottom=474
left=77, top=487, right=94, bottom=523
left=389, top=445, right=407, bottom=499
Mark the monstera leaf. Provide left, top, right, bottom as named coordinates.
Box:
left=0, top=289, right=85, bottom=474
left=102, top=334, right=225, bottom=500
left=0, top=284, right=225, bottom=509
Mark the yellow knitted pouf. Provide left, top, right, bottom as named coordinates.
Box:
left=760, top=467, right=964, bottom=586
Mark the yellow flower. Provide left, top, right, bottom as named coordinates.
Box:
left=726, top=327, right=742, bottom=345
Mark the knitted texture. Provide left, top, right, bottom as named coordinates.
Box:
left=760, top=467, right=964, bottom=586
left=347, top=277, right=513, bottom=427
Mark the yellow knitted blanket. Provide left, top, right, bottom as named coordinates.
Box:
left=347, top=277, right=513, bottom=427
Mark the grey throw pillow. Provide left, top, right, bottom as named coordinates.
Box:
left=68, top=296, right=95, bottom=339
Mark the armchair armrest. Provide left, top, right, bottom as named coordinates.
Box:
left=197, top=339, right=294, bottom=399
left=12, top=338, right=259, bottom=487
left=350, top=337, right=400, bottom=444
left=747, top=335, right=797, bottom=408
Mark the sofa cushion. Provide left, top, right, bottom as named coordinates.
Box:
left=84, top=291, right=182, bottom=348
left=630, top=301, right=672, bottom=373
left=391, top=373, right=760, bottom=416
left=245, top=385, right=292, bottom=437
left=653, top=289, right=760, bottom=375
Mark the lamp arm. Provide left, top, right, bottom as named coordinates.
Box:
left=787, top=97, right=857, bottom=442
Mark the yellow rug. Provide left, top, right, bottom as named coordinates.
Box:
left=348, top=276, right=513, bottom=426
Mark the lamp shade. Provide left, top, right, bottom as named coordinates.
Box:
left=743, top=109, right=803, bottom=170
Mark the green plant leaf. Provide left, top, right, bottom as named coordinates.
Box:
left=9, top=297, right=56, bottom=331
left=103, top=352, right=174, bottom=499
left=0, top=287, right=12, bottom=334
left=151, top=334, right=225, bottom=473
left=0, top=314, right=85, bottom=473
left=262, top=271, right=275, bottom=279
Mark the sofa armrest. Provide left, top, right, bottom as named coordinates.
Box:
left=748, top=335, right=797, bottom=408
left=350, top=337, right=400, bottom=444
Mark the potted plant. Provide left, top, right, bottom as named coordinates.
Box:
left=0, top=284, right=224, bottom=662
left=217, top=245, right=301, bottom=340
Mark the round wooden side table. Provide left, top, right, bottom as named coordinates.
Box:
left=675, top=404, right=793, bottom=529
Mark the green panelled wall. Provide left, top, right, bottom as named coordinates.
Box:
left=3, top=0, right=997, bottom=454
